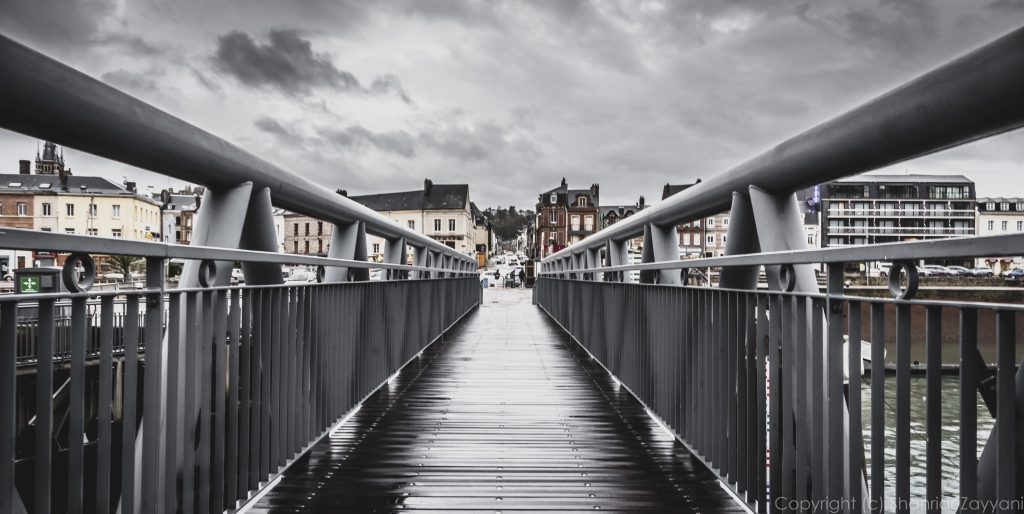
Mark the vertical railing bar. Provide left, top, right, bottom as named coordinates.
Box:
left=212, top=289, right=228, bottom=513
left=97, top=295, right=115, bottom=514
left=848, top=301, right=863, bottom=514
left=795, top=296, right=808, bottom=510
left=995, top=308, right=1016, bottom=505
left=811, top=297, right=826, bottom=506
left=141, top=258, right=165, bottom=514
left=825, top=266, right=845, bottom=509
left=226, top=288, right=240, bottom=509
left=0, top=303, right=17, bottom=514
left=197, top=291, right=213, bottom=512
left=164, top=293, right=181, bottom=514
left=870, top=302, right=885, bottom=514
left=756, top=293, right=768, bottom=513
left=959, top=308, right=978, bottom=513
left=68, top=296, right=87, bottom=514
left=769, top=294, right=784, bottom=514
left=248, top=288, right=262, bottom=493
left=895, top=302, right=911, bottom=514
left=260, top=287, right=272, bottom=481
left=120, top=296, right=140, bottom=514
left=182, top=292, right=198, bottom=514
left=35, top=299, right=55, bottom=514
left=925, top=306, right=942, bottom=514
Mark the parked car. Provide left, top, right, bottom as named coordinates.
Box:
left=284, top=271, right=316, bottom=284
left=1003, top=268, right=1024, bottom=282
left=921, top=265, right=954, bottom=277
left=970, top=267, right=995, bottom=277
left=945, top=266, right=972, bottom=276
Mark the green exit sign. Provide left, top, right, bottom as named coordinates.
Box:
left=18, top=275, right=40, bottom=293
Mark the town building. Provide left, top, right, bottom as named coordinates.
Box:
left=157, top=187, right=203, bottom=245
left=0, top=143, right=163, bottom=268
left=470, top=202, right=493, bottom=266
left=662, top=183, right=705, bottom=258
left=534, top=178, right=600, bottom=258
left=819, top=174, right=976, bottom=247
left=976, top=197, right=1024, bottom=272
left=284, top=180, right=477, bottom=261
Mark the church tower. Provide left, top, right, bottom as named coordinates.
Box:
left=34, top=141, right=68, bottom=175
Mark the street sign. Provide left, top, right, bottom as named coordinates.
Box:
left=18, top=275, right=39, bottom=293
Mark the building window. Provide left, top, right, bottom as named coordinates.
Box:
left=293, top=241, right=298, bottom=253
left=707, top=218, right=714, bottom=227
left=304, top=240, right=310, bottom=254
left=304, top=223, right=310, bottom=236
left=16, top=203, right=26, bottom=216
left=550, top=211, right=556, bottom=224
left=89, top=204, right=97, bottom=217
left=448, top=219, right=456, bottom=231
left=66, top=203, right=74, bottom=217
left=1017, top=202, right=1024, bottom=211
left=65, top=228, right=75, bottom=235
left=112, top=229, right=122, bottom=238
left=112, top=204, right=120, bottom=217
left=175, top=215, right=182, bottom=225
left=723, top=235, right=728, bottom=244
left=577, top=196, right=588, bottom=207
left=408, top=220, right=415, bottom=229
left=584, top=216, right=594, bottom=231
left=570, top=215, right=580, bottom=231
left=373, top=243, right=381, bottom=254
left=1001, top=202, right=1010, bottom=211
left=434, top=219, right=442, bottom=231
left=987, top=202, right=996, bottom=210
left=40, top=227, right=50, bottom=232
left=87, top=228, right=98, bottom=236
left=1018, top=221, right=1023, bottom=232
left=723, top=218, right=729, bottom=226
left=318, top=240, right=323, bottom=254
left=1003, top=221, right=1009, bottom=231
left=318, top=221, right=323, bottom=235
left=706, top=235, right=714, bottom=244
left=550, top=193, right=557, bottom=204
left=42, top=203, right=51, bottom=216
left=988, top=220, right=994, bottom=231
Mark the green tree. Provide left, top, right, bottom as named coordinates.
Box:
left=108, top=255, right=143, bottom=279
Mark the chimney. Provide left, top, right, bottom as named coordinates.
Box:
left=638, top=196, right=645, bottom=209
left=18, top=160, right=29, bottom=175
left=336, top=188, right=348, bottom=197
left=423, top=179, right=433, bottom=195
left=590, top=183, right=599, bottom=203
left=560, top=177, right=566, bottom=187
left=59, top=168, right=69, bottom=191
left=125, top=181, right=137, bottom=192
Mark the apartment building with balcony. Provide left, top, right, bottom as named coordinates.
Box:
left=820, top=173, right=976, bottom=252
left=976, top=197, right=1024, bottom=272
left=535, top=178, right=600, bottom=258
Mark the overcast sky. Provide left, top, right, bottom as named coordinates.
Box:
left=1, top=0, right=1023, bottom=209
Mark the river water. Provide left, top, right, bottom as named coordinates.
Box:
left=861, top=375, right=995, bottom=513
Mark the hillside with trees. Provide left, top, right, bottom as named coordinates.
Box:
left=482, top=206, right=534, bottom=242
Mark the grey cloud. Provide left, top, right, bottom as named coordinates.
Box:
left=213, top=29, right=413, bottom=101
left=319, top=126, right=418, bottom=158
left=0, top=0, right=116, bottom=49
left=101, top=69, right=159, bottom=92
left=254, top=116, right=307, bottom=146
left=94, top=33, right=166, bottom=56
left=213, top=29, right=360, bottom=95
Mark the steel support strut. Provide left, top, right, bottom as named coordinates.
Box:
left=325, top=221, right=369, bottom=282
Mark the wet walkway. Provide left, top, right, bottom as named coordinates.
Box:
left=249, top=287, right=744, bottom=512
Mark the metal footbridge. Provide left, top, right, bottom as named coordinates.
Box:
left=3, top=26, right=1024, bottom=514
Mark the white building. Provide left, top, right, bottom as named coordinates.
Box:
left=976, top=197, right=1024, bottom=272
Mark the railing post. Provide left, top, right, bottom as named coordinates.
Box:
left=412, top=245, right=429, bottom=279
left=640, top=222, right=680, bottom=285
left=240, top=187, right=286, bottom=285
left=719, top=192, right=760, bottom=289
left=605, top=239, right=628, bottom=283
left=325, top=220, right=369, bottom=282
left=585, top=247, right=601, bottom=282
left=383, top=237, right=408, bottom=280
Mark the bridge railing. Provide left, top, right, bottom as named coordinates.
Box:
left=0, top=33, right=482, bottom=514
left=537, top=236, right=1023, bottom=513
left=538, top=25, right=1024, bottom=514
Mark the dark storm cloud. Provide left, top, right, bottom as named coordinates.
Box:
left=213, top=29, right=361, bottom=95
left=213, top=29, right=413, bottom=101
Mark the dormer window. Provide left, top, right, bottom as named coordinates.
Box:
left=550, top=193, right=557, bottom=204
left=577, top=196, right=589, bottom=207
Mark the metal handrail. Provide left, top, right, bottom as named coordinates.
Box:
left=539, top=232, right=1024, bottom=275
left=542, top=26, right=1024, bottom=263
left=0, top=35, right=473, bottom=266
left=0, top=227, right=474, bottom=275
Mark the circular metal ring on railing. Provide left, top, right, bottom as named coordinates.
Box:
left=779, top=264, right=797, bottom=292
left=316, top=265, right=326, bottom=283
left=887, top=261, right=919, bottom=300
left=61, top=252, right=96, bottom=293
left=197, top=260, right=217, bottom=288
left=680, top=268, right=690, bottom=285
